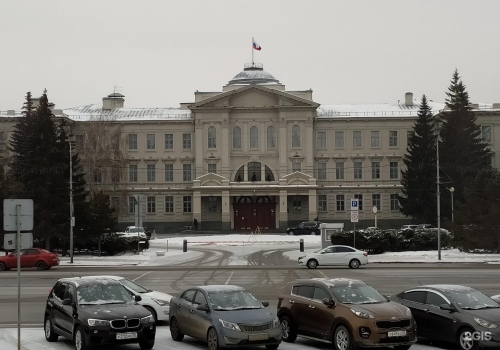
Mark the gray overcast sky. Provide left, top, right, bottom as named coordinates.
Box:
left=1, top=0, right=499, bottom=110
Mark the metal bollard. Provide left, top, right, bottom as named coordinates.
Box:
left=299, top=239, right=304, bottom=252
left=183, top=239, right=187, bottom=252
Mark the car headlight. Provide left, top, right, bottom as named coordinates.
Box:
left=152, top=298, right=169, bottom=306
left=88, top=319, right=110, bottom=327
left=298, top=256, right=305, bottom=260
left=272, top=317, right=280, bottom=328
left=219, top=319, right=241, bottom=331
left=141, top=315, right=155, bottom=324
left=474, top=317, right=498, bottom=329
left=351, top=309, right=374, bottom=319
left=406, top=307, right=412, bottom=317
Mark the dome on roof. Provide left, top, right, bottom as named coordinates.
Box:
left=228, top=63, right=280, bottom=85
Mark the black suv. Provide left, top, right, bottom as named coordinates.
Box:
left=44, top=276, right=156, bottom=350
left=286, top=221, right=321, bottom=235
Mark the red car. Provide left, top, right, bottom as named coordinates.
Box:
left=0, top=248, right=59, bottom=271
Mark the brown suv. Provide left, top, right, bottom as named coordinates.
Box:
left=277, top=278, right=416, bottom=350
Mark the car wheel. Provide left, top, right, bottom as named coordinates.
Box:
left=139, top=340, right=155, bottom=350
left=0, top=262, right=7, bottom=271
left=307, top=259, right=318, bottom=269
left=36, top=261, right=47, bottom=271
left=393, top=345, right=412, bottom=350
left=289, top=231, right=294, bottom=235
left=144, top=306, right=157, bottom=323
left=457, top=327, right=479, bottom=350
left=74, top=326, right=87, bottom=350
left=265, top=344, right=279, bottom=350
left=280, top=316, right=297, bottom=343
left=348, top=259, right=360, bottom=269
left=333, top=325, right=352, bottom=350
left=170, top=317, right=184, bottom=341
left=44, top=316, right=58, bottom=342
left=207, top=327, right=220, bottom=350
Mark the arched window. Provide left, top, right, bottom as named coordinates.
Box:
left=208, top=126, right=216, bottom=149
left=233, top=126, right=241, bottom=149
left=234, top=165, right=244, bottom=182
left=248, top=162, right=261, bottom=181
left=292, top=125, right=301, bottom=148
left=267, top=126, right=276, bottom=148
left=265, top=166, right=275, bottom=181
left=250, top=126, right=259, bottom=149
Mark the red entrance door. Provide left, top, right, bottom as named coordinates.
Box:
left=233, top=196, right=276, bottom=230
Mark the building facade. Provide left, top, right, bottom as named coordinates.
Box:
left=1, top=63, right=499, bottom=232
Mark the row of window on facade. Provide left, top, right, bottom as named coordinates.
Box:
left=90, top=160, right=400, bottom=184
left=317, top=194, right=400, bottom=212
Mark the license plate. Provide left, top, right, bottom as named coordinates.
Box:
left=249, top=333, right=269, bottom=341
left=388, top=330, right=406, bottom=337
left=116, top=332, right=137, bottom=340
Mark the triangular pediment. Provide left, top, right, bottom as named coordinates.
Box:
left=189, top=85, right=319, bottom=110
left=195, top=173, right=228, bottom=186
left=280, top=171, right=314, bottom=185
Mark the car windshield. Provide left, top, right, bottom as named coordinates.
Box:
left=128, top=228, right=144, bottom=233
left=329, top=284, right=387, bottom=304
left=77, top=283, right=134, bottom=305
left=445, top=289, right=500, bottom=310
left=208, top=289, right=263, bottom=311
left=119, top=278, right=151, bottom=293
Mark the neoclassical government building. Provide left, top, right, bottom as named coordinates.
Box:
left=1, top=63, right=499, bottom=232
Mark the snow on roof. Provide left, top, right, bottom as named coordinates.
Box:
left=201, top=285, right=245, bottom=293
left=424, top=284, right=474, bottom=292
left=63, top=103, right=191, bottom=121
left=317, top=101, right=446, bottom=118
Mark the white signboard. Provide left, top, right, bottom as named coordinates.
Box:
left=4, top=232, right=33, bottom=250
left=350, top=211, right=359, bottom=223
left=350, top=199, right=359, bottom=211
left=3, top=199, right=34, bottom=231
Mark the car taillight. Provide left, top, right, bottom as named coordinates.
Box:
left=363, top=253, right=368, bottom=257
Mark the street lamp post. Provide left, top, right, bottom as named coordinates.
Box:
left=449, top=187, right=455, bottom=222
left=436, top=118, right=442, bottom=261
left=68, top=134, right=74, bottom=263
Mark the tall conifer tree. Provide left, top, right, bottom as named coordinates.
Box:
left=398, top=95, right=437, bottom=223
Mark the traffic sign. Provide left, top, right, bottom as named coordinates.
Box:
left=3, top=199, right=34, bottom=231
left=350, top=199, right=359, bottom=211
left=4, top=232, right=33, bottom=250
left=350, top=211, right=359, bottom=222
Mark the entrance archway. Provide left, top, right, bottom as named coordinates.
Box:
left=233, top=196, right=276, bottom=230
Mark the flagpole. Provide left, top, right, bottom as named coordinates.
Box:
left=252, top=37, right=254, bottom=66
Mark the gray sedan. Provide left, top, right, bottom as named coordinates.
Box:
left=169, top=285, right=282, bottom=350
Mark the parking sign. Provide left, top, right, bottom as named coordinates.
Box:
left=350, top=199, right=359, bottom=211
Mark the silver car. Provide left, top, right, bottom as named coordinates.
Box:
left=169, top=285, right=282, bottom=350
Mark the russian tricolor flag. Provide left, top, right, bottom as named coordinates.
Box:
left=253, top=39, right=261, bottom=51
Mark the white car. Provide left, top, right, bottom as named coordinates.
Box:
left=87, top=275, right=172, bottom=321
left=298, top=245, right=368, bottom=269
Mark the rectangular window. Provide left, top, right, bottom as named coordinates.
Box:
left=371, top=162, right=380, bottom=179
left=317, top=162, right=327, bottom=180
left=371, top=131, right=380, bottom=148
left=372, top=194, right=381, bottom=211
left=292, top=162, right=301, bottom=173
left=390, top=162, right=399, bottom=179
left=407, top=130, right=414, bottom=147
left=165, top=196, right=174, bottom=213
left=147, top=164, right=156, bottom=182
left=164, top=164, right=173, bottom=182
left=481, top=125, right=491, bottom=143
left=147, top=196, right=156, bottom=213
left=110, top=197, right=120, bottom=215
left=336, top=194, right=345, bottom=211
left=183, top=134, right=192, bottom=149
left=390, top=194, right=399, bottom=211
left=129, top=165, right=138, bottom=182
left=208, top=197, right=218, bottom=213
left=146, top=134, right=155, bottom=150
left=317, top=131, right=326, bottom=148
left=318, top=195, right=327, bottom=212
left=336, top=162, right=345, bottom=180
left=93, top=168, right=102, bottom=183
left=111, top=134, right=119, bottom=150
left=354, top=162, right=363, bottom=179
left=292, top=196, right=302, bottom=212
left=129, top=196, right=136, bottom=213
left=354, top=194, right=363, bottom=210
left=128, top=134, right=137, bottom=150
left=335, top=131, right=344, bottom=148
left=353, top=131, right=362, bottom=148
left=165, top=134, right=173, bottom=149
left=183, top=163, right=192, bottom=181
left=208, top=164, right=217, bottom=174
left=183, top=196, right=192, bottom=213
left=389, top=131, right=398, bottom=147
left=111, top=166, right=120, bottom=183
left=75, top=135, right=84, bottom=150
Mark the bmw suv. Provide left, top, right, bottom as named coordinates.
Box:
left=44, top=276, right=156, bottom=350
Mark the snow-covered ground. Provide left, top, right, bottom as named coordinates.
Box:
left=57, top=234, right=500, bottom=267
